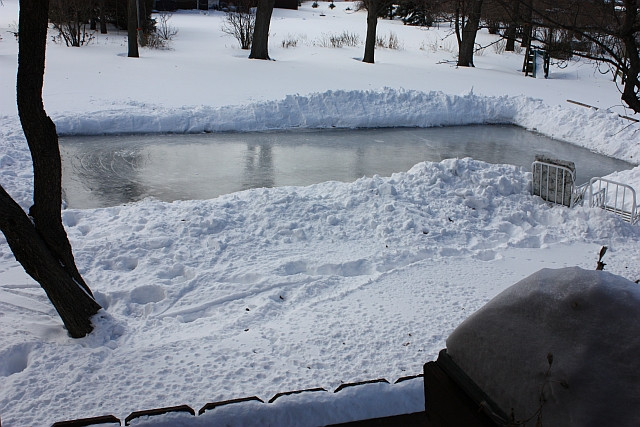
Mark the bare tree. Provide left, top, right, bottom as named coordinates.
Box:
left=497, top=0, right=640, bottom=113
left=431, top=0, right=486, bottom=66
left=500, top=1, right=519, bottom=51
left=457, top=0, right=484, bottom=66
left=127, top=0, right=139, bottom=57
left=250, top=0, right=275, bottom=59
left=99, top=0, right=108, bottom=34
left=363, top=0, right=392, bottom=63
left=156, top=11, right=178, bottom=41
left=0, top=0, right=101, bottom=338
left=620, top=0, right=640, bottom=112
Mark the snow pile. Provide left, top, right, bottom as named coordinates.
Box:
left=46, top=89, right=640, bottom=165
left=2, top=156, right=638, bottom=425
left=49, top=89, right=519, bottom=134
left=446, top=267, right=640, bottom=426
left=2, top=89, right=639, bottom=212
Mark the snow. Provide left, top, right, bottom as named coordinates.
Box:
left=1, top=0, right=640, bottom=425
left=446, top=267, right=640, bottom=426
left=128, top=380, right=425, bottom=426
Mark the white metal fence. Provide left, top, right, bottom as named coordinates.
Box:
left=531, top=160, right=579, bottom=207
left=531, top=160, right=637, bottom=224
left=588, top=177, right=638, bottom=224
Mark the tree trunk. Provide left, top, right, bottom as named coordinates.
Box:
left=363, top=0, right=378, bottom=64
left=521, top=0, right=533, bottom=56
left=9, top=0, right=101, bottom=338
left=621, top=0, right=640, bottom=113
left=100, top=0, right=108, bottom=34
left=249, top=0, right=275, bottom=60
left=457, top=0, right=483, bottom=67
left=128, top=0, right=139, bottom=57
left=0, top=188, right=101, bottom=338
left=621, top=64, right=640, bottom=113
left=505, top=0, right=520, bottom=52
left=454, top=6, right=462, bottom=47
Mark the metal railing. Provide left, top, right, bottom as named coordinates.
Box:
left=531, top=160, right=577, bottom=207
left=588, top=177, right=638, bottom=224
left=531, top=160, right=638, bottom=224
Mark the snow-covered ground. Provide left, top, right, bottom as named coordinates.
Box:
left=1, top=1, right=639, bottom=425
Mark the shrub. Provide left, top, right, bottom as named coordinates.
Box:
left=316, top=31, right=360, bottom=48
left=141, top=12, right=178, bottom=49
left=281, top=34, right=300, bottom=48
left=420, top=36, right=438, bottom=52
left=376, top=31, right=401, bottom=50
left=49, top=0, right=94, bottom=47
left=156, top=12, right=178, bottom=42
left=492, top=39, right=506, bottom=54
left=221, top=9, right=255, bottom=49
left=513, top=42, right=523, bottom=54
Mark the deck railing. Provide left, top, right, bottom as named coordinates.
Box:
left=588, top=177, right=638, bottom=224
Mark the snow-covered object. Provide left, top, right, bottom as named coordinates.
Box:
left=446, top=267, right=640, bottom=426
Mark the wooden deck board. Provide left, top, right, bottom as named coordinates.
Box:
left=327, top=411, right=427, bottom=426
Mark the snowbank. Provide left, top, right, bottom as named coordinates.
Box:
left=2, top=89, right=639, bottom=212
left=47, top=89, right=640, bottom=166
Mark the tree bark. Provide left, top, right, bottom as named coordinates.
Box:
left=249, top=0, right=275, bottom=60
left=620, top=0, right=640, bottom=113
left=7, top=0, right=101, bottom=338
left=519, top=0, right=534, bottom=72
left=457, top=0, right=483, bottom=67
left=128, top=0, right=139, bottom=57
left=454, top=6, right=462, bottom=46
left=0, top=188, right=101, bottom=338
left=505, top=0, right=520, bottom=52
left=363, top=0, right=378, bottom=64
left=521, top=0, right=533, bottom=53
left=100, top=0, right=108, bottom=34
